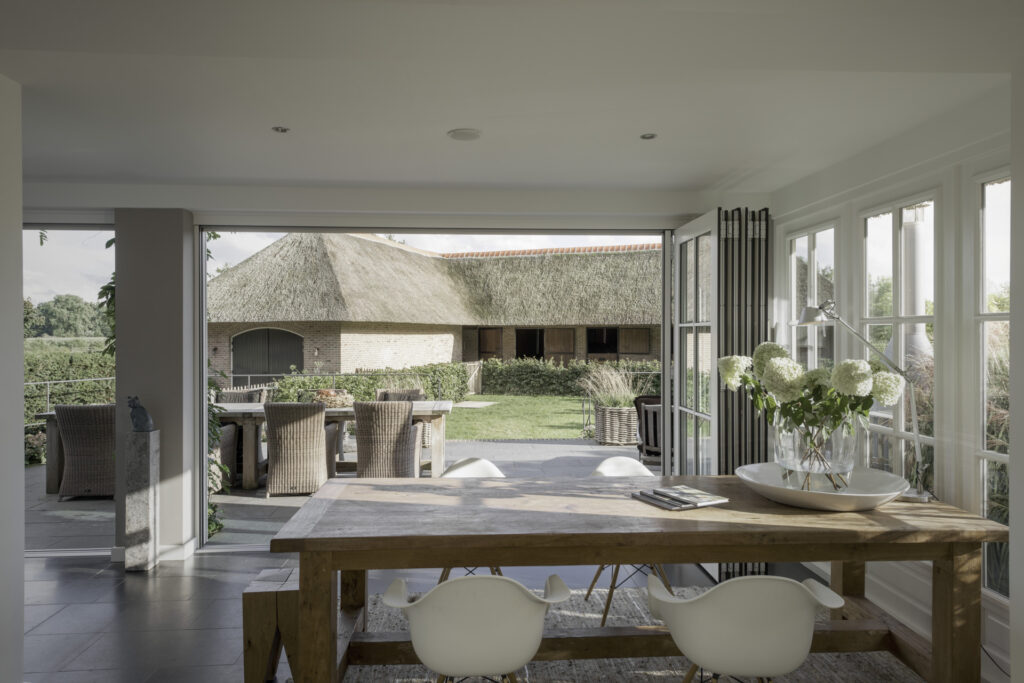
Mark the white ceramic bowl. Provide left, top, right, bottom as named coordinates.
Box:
left=735, top=462, right=910, bottom=512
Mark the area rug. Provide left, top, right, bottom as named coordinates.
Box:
left=339, top=587, right=923, bottom=682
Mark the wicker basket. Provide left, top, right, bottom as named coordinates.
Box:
left=594, top=405, right=638, bottom=446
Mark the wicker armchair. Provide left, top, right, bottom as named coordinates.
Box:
left=55, top=404, right=115, bottom=500
left=264, top=402, right=329, bottom=497
left=375, top=388, right=432, bottom=448
left=375, top=388, right=426, bottom=401
left=353, top=401, right=423, bottom=478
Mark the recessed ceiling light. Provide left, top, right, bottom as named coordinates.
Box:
left=447, top=128, right=482, bottom=141
left=640, top=133, right=658, bottom=140
left=271, top=126, right=291, bottom=133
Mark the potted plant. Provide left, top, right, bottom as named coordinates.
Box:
left=718, top=342, right=903, bottom=491
left=579, top=364, right=650, bottom=446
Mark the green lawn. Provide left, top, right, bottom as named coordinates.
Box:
left=446, top=394, right=586, bottom=441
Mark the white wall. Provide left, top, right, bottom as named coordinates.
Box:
left=771, top=85, right=1012, bottom=682
left=0, top=73, right=23, bottom=680
left=1008, top=52, right=1024, bottom=683
left=114, top=209, right=198, bottom=556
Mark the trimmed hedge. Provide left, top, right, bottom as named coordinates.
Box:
left=272, top=361, right=470, bottom=404
left=481, top=358, right=660, bottom=396
left=24, top=339, right=115, bottom=426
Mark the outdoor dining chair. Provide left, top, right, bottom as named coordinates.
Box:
left=376, top=387, right=433, bottom=451
left=586, top=456, right=673, bottom=625
left=648, top=573, right=844, bottom=682
left=353, top=401, right=423, bottom=478
left=54, top=403, right=115, bottom=500
left=437, top=457, right=506, bottom=583
left=263, top=402, right=329, bottom=497
left=383, top=574, right=570, bottom=682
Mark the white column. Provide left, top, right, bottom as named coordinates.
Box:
left=114, top=209, right=198, bottom=558
left=1009, top=51, right=1024, bottom=682
left=0, top=73, right=23, bottom=681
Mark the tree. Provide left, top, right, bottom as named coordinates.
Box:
left=34, top=294, right=109, bottom=337
left=23, top=298, right=43, bottom=337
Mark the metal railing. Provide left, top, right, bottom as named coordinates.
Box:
left=24, top=376, right=116, bottom=428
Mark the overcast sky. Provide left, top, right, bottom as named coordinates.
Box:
left=22, top=229, right=114, bottom=302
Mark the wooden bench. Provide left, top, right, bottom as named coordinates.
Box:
left=243, top=568, right=301, bottom=683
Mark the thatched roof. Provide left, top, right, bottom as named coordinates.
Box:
left=207, top=233, right=661, bottom=326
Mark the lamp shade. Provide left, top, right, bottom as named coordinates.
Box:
left=796, top=306, right=830, bottom=326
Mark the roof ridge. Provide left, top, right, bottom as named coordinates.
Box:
left=440, top=243, right=662, bottom=259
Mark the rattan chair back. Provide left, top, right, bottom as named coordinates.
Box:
left=264, top=402, right=328, bottom=496
left=54, top=403, right=115, bottom=499
left=354, top=401, right=421, bottom=478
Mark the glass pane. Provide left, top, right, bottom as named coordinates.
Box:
left=984, top=460, right=1009, bottom=596
left=697, top=233, right=712, bottom=322
left=900, top=201, right=934, bottom=317
left=682, top=240, right=694, bottom=323
left=684, top=415, right=695, bottom=475
left=791, top=235, right=809, bottom=315
left=867, top=429, right=898, bottom=473
left=903, top=441, right=934, bottom=493
left=865, top=323, right=893, bottom=358
left=984, top=321, right=1010, bottom=454
left=696, top=418, right=712, bottom=475
left=866, top=213, right=893, bottom=317
left=816, top=325, right=835, bottom=370
left=683, top=330, right=694, bottom=409
left=793, top=326, right=809, bottom=368
left=903, top=323, right=935, bottom=437
left=983, top=179, right=1011, bottom=313
left=815, top=228, right=835, bottom=305
left=696, top=326, right=712, bottom=415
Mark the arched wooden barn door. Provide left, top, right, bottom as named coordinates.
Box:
left=231, top=328, right=303, bottom=386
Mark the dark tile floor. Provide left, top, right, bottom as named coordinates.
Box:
left=24, top=552, right=704, bottom=682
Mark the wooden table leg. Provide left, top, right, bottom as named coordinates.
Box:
left=44, top=415, right=64, bottom=494
left=830, top=560, right=866, bottom=620
left=341, top=569, right=368, bottom=632
left=242, top=418, right=258, bottom=490
left=298, top=552, right=338, bottom=683
left=430, top=414, right=446, bottom=478
left=931, top=544, right=982, bottom=683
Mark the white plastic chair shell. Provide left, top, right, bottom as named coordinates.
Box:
left=590, top=455, right=655, bottom=478
left=440, top=457, right=506, bottom=478
left=648, top=574, right=844, bottom=678
left=382, top=574, right=570, bottom=678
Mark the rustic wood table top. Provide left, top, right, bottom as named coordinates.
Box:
left=270, top=475, right=1008, bottom=556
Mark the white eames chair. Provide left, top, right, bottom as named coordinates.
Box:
left=383, top=574, right=570, bottom=683
left=438, top=458, right=506, bottom=583
left=648, top=573, right=844, bottom=682
left=586, top=456, right=673, bottom=626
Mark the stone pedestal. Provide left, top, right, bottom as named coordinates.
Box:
left=123, top=430, right=160, bottom=571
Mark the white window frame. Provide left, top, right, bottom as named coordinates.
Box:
left=786, top=222, right=837, bottom=370
left=857, top=190, right=939, bottom=482
left=962, top=168, right=1011, bottom=598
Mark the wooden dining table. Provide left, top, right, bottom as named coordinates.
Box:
left=214, top=400, right=454, bottom=488
left=269, top=474, right=1008, bottom=683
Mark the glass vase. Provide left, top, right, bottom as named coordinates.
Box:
left=773, top=414, right=863, bottom=491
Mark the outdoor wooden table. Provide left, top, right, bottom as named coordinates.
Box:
left=214, top=400, right=454, bottom=489
left=269, top=475, right=1008, bottom=683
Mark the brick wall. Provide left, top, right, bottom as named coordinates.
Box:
left=338, top=322, right=462, bottom=373
left=207, top=321, right=343, bottom=386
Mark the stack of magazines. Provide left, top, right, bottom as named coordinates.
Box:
left=631, top=484, right=729, bottom=511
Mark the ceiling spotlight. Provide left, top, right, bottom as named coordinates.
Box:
left=447, top=128, right=482, bottom=141
left=271, top=126, right=291, bottom=133
left=640, top=133, right=658, bottom=140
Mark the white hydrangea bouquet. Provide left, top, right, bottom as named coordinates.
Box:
left=719, top=342, right=903, bottom=491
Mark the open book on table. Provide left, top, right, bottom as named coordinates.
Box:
left=631, top=484, right=729, bottom=511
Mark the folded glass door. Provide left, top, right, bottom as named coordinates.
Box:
left=672, top=212, right=718, bottom=477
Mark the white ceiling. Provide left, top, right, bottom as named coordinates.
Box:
left=0, top=1, right=1014, bottom=193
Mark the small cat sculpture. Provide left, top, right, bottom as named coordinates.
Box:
left=127, top=396, right=155, bottom=432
